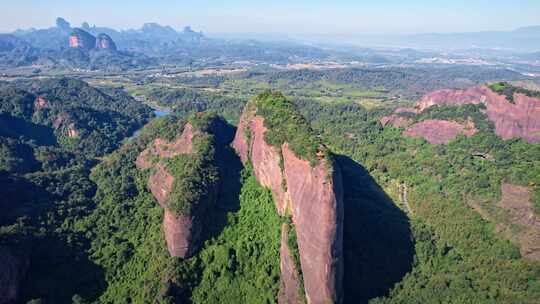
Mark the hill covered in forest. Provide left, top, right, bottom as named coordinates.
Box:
left=1, top=76, right=540, bottom=304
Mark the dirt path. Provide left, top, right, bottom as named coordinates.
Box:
left=399, top=182, right=413, bottom=216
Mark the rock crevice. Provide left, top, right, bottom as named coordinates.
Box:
left=233, top=97, right=343, bottom=304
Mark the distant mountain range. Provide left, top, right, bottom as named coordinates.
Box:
left=11, top=17, right=205, bottom=52
left=290, top=26, right=540, bottom=52
left=0, top=17, right=333, bottom=71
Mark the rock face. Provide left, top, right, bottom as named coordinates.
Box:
left=234, top=113, right=290, bottom=214
left=379, top=114, right=411, bottom=129
left=95, top=33, right=117, bottom=51
left=69, top=28, right=96, bottom=50
left=34, top=96, right=49, bottom=109
left=0, top=246, right=28, bottom=304
left=278, top=224, right=302, bottom=304
left=136, top=121, right=217, bottom=258
left=69, top=29, right=117, bottom=51
left=233, top=102, right=343, bottom=304
left=417, top=85, right=540, bottom=143
left=282, top=144, right=343, bottom=304
left=403, top=119, right=477, bottom=144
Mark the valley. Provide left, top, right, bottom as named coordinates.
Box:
left=1, top=13, right=540, bottom=304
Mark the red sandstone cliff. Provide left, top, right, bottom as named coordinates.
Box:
left=278, top=224, right=302, bottom=304
left=95, top=33, right=117, bottom=51
left=136, top=123, right=212, bottom=258
left=233, top=107, right=343, bottom=304
left=382, top=85, right=540, bottom=143
left=403, top=119, right=477, bottom=144
left=69, top=28, right=96, bottom=50
left=417, top=85, right=540, bottom=143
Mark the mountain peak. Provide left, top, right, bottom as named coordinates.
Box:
left=55, top=17, right=71, bottom=31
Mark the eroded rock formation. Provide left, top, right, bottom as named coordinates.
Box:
left=403, top=119, right=477, bottom=144
left=278, top=224, right=302, bottom=304
left=136, top=118, right=219, bottom=258
left=69, top=29, right=117, bottom=51
left=419, top=86, right=540, bottom=142
left=95, top=33, right=117, bottom=51
left=69, top=28, right=96, bottom=50
left=383, top=85, right=540, bottom=143
left=379, top=114, right=411, bottom=129
left=233, top=94, right=343, bottom=304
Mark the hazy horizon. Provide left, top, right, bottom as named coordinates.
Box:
left=2, top=0, right=540, bottom=35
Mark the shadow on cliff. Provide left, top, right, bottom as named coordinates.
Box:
left=336, top=155, right=414, bottom=304
left=202, top=120, right=243, bottom=241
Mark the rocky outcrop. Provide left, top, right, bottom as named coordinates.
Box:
left=69, top=29, right=117, bottom=51
left=278, top=224, right=302, bottom=304
left=34, top=96, right=49, bottom=109
left=95, top=33, right=117, bottom=51
left=52, top=113, right=79, bottom=138
left=282, top=144, right=343, bottom=304
left=0, top=246, right=28, bottom=304
left=136, top=119, right=219, bottom=258
left=403, top=119, right=477, bottom=144
left=417, top=85, right=540, bottom=143
left=234, top=113, right=290, bottom=214
left=233, top=95, right=343, bottom=304
left=69, top=28, right=96, bottom=50
left=379, top=114, right=411, bottom=129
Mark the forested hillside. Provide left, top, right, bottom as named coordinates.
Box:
left=1, top=75, right=539, bottom=304
left=0, top=79, right=153, bottom=303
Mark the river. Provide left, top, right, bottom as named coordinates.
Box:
left=128, top=107, right=172, bottom=140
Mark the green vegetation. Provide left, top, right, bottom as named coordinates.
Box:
left=412, top=104, right=494, bottom=132
left=147, top=87, right=246, bottom=124
left=284, top=219, right=306, bottom=302
left=252, top=91, right=325, bottom=165
left=191, top=175, right=282, bottom=303
left=0, top=78, right=154, bottom=303
left=85, top=120, right=281, bottom=302
left=165, top=132, right=219, bottom=216
left=296, top=98, right=540, bottom=303
left=488, top=82, right=540, bottom=104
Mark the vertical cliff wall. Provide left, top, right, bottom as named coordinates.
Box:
left=233, top=92, right=344, bottom=304
left=136, top=114, right=221, bottom=258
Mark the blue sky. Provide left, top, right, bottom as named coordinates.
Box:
left=2, top=0, right=539, bottom=34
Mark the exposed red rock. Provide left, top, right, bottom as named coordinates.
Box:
left=379, top=114, right=411, bottom=128
left=403, top=119, right=477, bottom=144
left=282, top=143, right=343, bottom=304
left=233, top=111, right=291, bottom=214
left=34, top=96, right=49, bottom=109
left=498, top=184, right=540, bottom=261
left=136, top=123, right=210, bottom=258
left=231, top=109, right=251, bottom=164
left=95, top=33, right=117, bottom=51
left=69, top=28, right=96, bottom=50
left=417, top=86, right=540, bottom=142
left=52, top=113, right=79, bottom=138
left=0, top=247, right=28, bottom=304
left=163, top=210, right=200, bottom=258
left=394, top=107, right=417, bottom=114
left=233, top=109, right=343, bottom=304
left=278, top=224, right=302, bottom=304
left=147, top=163, right=174, bottom=208
left=136, top=123, right=194, bottom=170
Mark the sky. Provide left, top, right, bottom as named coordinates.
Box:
left=1, top=0, right=540, bottom=35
